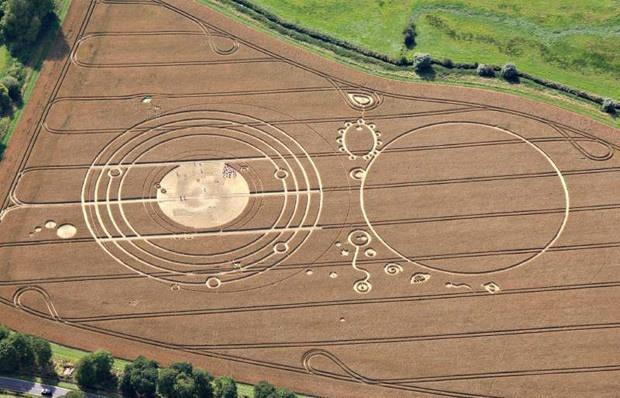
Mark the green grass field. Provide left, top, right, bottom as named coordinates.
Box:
left=50, top=343, right=130, bottom=373
left=239, top=0, right=620, bottom=100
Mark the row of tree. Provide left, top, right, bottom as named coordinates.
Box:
left=0, top=325, right=53, bottom=375
left=0, top=0, right=58, bottom=60
left=0, top=325, right=298, bottom=398
left=0, top=0, right=60, bottom=123
left=75, top=351, right=297, bottom=398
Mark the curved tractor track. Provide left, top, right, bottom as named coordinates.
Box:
left=0, top=1, right=619, bottom=397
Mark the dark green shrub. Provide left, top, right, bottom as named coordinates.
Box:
left=1, top=75, right=21, bottom=103
left=601, top=98, right=616, bottom=114
left=500, top=63, right=519, bottom=81
left=442, top=58, right=454, bottom=68
left=412, top=53, right=432, bottom=73
left=403, top=23, right=416, bottom=49
left=477, top=64, right=495, bottom=77
left=0, top=325, right=9, bottom=341
left=0, top=84, right=12, bottom=116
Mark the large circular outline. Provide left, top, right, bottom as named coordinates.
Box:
left=85, top=118, right=313, bottom=282
left=97, top=128, right=295, bottom=274
left=113, top=128, right=295, bottom=269
left=360, top=121, right=570, bottom=275
left=81, top=109, right=324, bottom=286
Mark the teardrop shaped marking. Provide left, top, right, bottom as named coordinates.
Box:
left=344, top=91, right=382, bottom=110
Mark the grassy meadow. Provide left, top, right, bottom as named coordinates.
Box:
left=242, top=0, right=620, bottom=99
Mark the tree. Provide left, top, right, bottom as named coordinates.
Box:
left=193, top=369, right=214, bottom=398
left=157, top=367, right=178, bottom=398
left=0, top=0, right=56, bottom=57
left=500, top=63, right=519, bottom=82
left=92, top=350, right=115, bottom=385
left=170, top=362, right=193, bottom=375
left=412, top=53, right=432, bottom=73
left=213, top=376, right=237, bottom=398
left=157, top=362, right=213, bottom=398
left=0, top=339, right=18, bottom=373
left=76, top=356, right=98, bottom=389
left=172, top=373, right=195, bottom=398
left=28, top=336, right=52, bottom=370
left=75, top=350, right=116, bottom=390
left=120, top=356, right=159, bottom=398
left=6, top=333, right=35, bottom=371
left=276, top=388, right=296, bottom=398
left=402, top=23, right=416, bottom=49
left=254, top=381, right=277, bottom=398
left=601, top=98, right=616, bottom=114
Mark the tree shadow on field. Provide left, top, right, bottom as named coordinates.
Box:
left=15, top=14, right=71, bottom=70
left=44, top=29, right=71, bottom=63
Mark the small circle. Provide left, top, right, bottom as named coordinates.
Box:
left=206, top=277, right=222, bottom=289
left=365, top=248, right=377, bottom=257
left=348, top=230, right=371, bottom=247
left=34, top=226, right=42, bottom=233
left=107, top=167, right=122, bottom=178
left=274, top=168, right=289, bottom=180
left=170, top=284, right=181, bottom=291
left=329, top=272, right=338, bottom=279
left=273, top=242, right=289, bottom=254
left=349, top=168, right=366, bottom=181
left=339, top=317, right=346, bottom=323
left=354, top=280, right=372, bottom=294
left=305, top=269, right=314, bottom=276
left=44, top=220, right=57, bottom=229
left=57, top=224, right=77, bottom=239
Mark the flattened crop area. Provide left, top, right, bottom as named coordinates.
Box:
left=0, top=1, right=619, bottom=397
